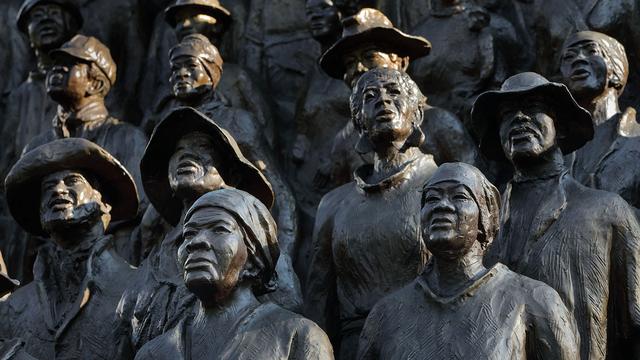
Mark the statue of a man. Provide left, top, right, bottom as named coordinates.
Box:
left=358, top=162, right=580, bottom=359
left=2, top=0, right=81, bottom=184
left=0, top=138, right=139, bottom=359
left=115, top=107, right=302, bottom=355
left=23, top=34, right=148, bottom=264
left=472, top=72, right=640, bottom=359
left=162, top=35, right=299, bottom=295
left=140, top=0, right=276, bottom=148
left=134, top=189, right=334, bottom=360
left=304, top=68, right=438, bottom=359
left=320, top=8, right=484, bottom=175
left=560, top=31, right=640, bottom=212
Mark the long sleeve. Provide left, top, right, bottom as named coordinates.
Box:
left=355, top=304, right=382, bottom=360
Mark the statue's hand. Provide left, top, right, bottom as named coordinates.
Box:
left=291, top=135, right=310, bottom=163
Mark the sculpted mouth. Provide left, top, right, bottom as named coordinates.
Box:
left=49, top=197, right=73, bottom=211
left=430, top=217, right=454, bottom=230
left=184, top=255, right=215, bottom=272
left=509, top=127, right=538, bottom=144
left=176, top=160, right=200, bottom=175
left=571, top=68, right=590, bottom=80
left=375, top=109, right=396, bottom=122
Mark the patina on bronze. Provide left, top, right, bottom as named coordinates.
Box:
left=473, top=72, right=640, bottom=360
left=1, top=138, right=138, bottom=360
left=560, top=31, right=640, bottom=213
left=134, top=189, right=334, bottom=360
left=358, top=162, right=580, bottom=360
left=304, top=68, right=438, bottom=360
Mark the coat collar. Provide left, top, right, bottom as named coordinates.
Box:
left=416, top=263, right=504, bottom=304
left=353, top=152, right=434, bottom=194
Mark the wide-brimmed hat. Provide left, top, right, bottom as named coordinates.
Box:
left=140, top=107, right=274, bottom=226
left=4, top=138, right=139, bottom=237
left=320, top=8, right=431, bottom=79
left=165, top=0, right=232, bottom=29
left=471, top=72, right=593, bottom=161
left=16, top=0, right=83, bottom=34
left=51, top=35, right=117, bottom=86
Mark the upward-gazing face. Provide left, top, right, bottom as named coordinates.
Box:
left=168, top=132, right=226, bottom=199
left=170, top=55, right=214, bottom=101
left=305, top=0, right=341, bottom=42
left=498, top=98, right=558, bottom=163
left=46, top=53, right=90, bottom=104
left=344, top=45, right=406, bottom=88
left=360, top=75, right=414, bottom=145
left=560, top=39, right=608, bottom=101
left=173, top=7, right=225, bottom=45
left=421, top=181, right=480, bottom=260
left=178, top=207, right=248, bottom=303
left=26, top=3, right=71, bottom=51
left=40, top=170, right=105, bottom=238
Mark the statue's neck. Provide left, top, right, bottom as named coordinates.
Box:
left=513, top=148, right=566, bottom=181
left=50, top=220, right=105, bottom=253
left=34, top=48, right=55, bottom=74
left=578, top=89, right=620, bottom=127
left=196, top=285, right=259, bottom=322
left=176, top=88, right=215, bottom=108
left=371, top=146, right=420, bottom=183
left=425, top=242, right=487, bottom=297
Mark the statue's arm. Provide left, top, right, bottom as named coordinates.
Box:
left=355, top=304, right=384, bottom=360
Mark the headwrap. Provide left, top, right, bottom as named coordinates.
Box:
left=184, top=189, right=279, bottom=294
left=169, top=34, right=224, bottom=87
left=422, top=162, right=500, bottom=247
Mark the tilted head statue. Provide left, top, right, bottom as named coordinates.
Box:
left=4, top=138, right=138, bottom=247
left=350, top=68, right=426, bottom=153
left=165, top=0, right=231, bottom=44
left=560, top=31, right=628, bottom=102
left=169, top=34, right=224, bottom=103
left=46, top=35, right=116, bottom=106
left=421, top=162, right=500, bottom=260
left=305, top=0, right=342, bottom=43
left=178, top=189, right=279, bottom=306
left=17, top=0, right=82, bottom=52
left=320, top=8, right=430, bottom=87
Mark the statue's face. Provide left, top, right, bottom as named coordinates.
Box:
left=560, top=39, right=608, bottom=101
left=40, top=170, right=104, bottom=235
left=168, top=132, right=225, bottom=198
left=344, top=45, right=406, bottom=88
left=170, top=55, right=214, bottom=100
left=305, top=0, right=341, bottom=41
left=179, top=207, right=248, bottom=302
left=498, top=98, right=557, bottom=163
left=173, top=7, right=224, bottom=45
left=421, top=181, right=480, bottom=260
left=46, top=54, right=91, bottom=104
left=26, top=3, right=71, bottom=51
left=360, top=75, right=414, bottom=145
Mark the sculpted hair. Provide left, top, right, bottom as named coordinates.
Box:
left=596, top=35, right=628, bottom=95
left=350, top=68, right=427, bottom=133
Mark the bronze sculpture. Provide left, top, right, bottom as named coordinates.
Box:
left=0, top=138, right=139, bottom=360
left=473, top=72, right=640, bottom=359
left=23, top=34, right=148, bottom=265
left=115, top=107, right=282, bottom=355
left=358, top=162, right=580, bottom=359
left=304, top=68, right=438, bottom=359
left=134, top=189, right=334, bottom=360
left=560, top=31, right=640, bottom=212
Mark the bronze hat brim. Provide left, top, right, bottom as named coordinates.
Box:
left=4, top=138, right=139, bottom=237
left=164, top=3, right=232, bottom=28
left=140, top=107, right=274, bottom=226
left=319, top=27, right=431, bottom=79
left=471, top=83, right=594, bottom=161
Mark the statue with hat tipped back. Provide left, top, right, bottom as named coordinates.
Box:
left=0, top=138, right=139, bottom=360
left=114, top=107, right=302, bottom=356
left=22, top=34, right=149, bottom=265
left=320, top=8, right=485, bottom=181
left=471, top=72, right=640, bottom=359
left=134, top=188, right=334, bottom=360
left=560, top=31, right=640, bottom=214
left=139, top=0, right=276, bottom=149
left=357, top=163, right=580, bottom=360
left=304, top=68, right=438, bottom=359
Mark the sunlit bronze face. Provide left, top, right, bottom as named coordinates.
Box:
left=179, top=207, right=248, bottom=303
left=169, top=55, right=214, bottom=101
left=26, top=3, right=72, bottom=51
left=173, top=7, right=225, bottom=45
left=46, top=53, right=92, bottom=105
left=421, top=181, right=480, bottom=260
left=498, top=98, right=558, bottom=163
left=560, top=39, right=608, bottom=101
left=344, top=45, right=407, bottom=88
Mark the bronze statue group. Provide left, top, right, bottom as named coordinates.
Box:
left=0, top=0, right=639, bottom=359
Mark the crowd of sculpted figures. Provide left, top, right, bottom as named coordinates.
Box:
left=0, top=0, right=639, bottom=359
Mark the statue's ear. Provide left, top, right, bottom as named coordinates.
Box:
left=355, top=134, right=375, bottom=154
left=88, top=76, right=107, bottom=97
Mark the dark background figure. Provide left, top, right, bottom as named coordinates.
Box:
left=560, top=31, right=640, bottom=213
left=134, top=189, right=334, bottom=360
left=0, top=250, right=34, bottom=360
left=24, top=35, right=149, bottom=265
left=358, top=162, right=580, bottom=360
left=304, top=68, right=438, bottom=359
left=1, top=138, right=139, bottom=360
left=473, top=72, right=640, bottom=360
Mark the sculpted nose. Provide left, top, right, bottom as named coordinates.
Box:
left=52, top=181, right=69, bottom=195
left=185, top=234, right=211, bottom=253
